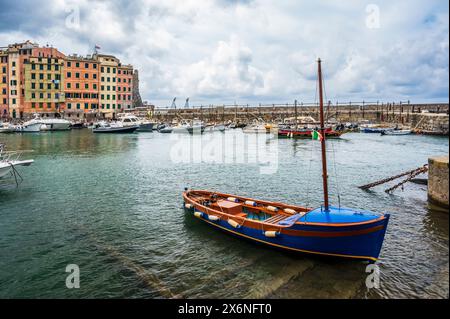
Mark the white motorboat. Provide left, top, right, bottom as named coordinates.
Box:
left=242, top=122, right=272, bottom=134
left=0, top=122, right=16, bottom=133
left=0, top=144, right=34, bottom=179
left=204, top=124, right=226, bottom=133
left=117, top=114, right=155, bottom=132
left=92, top=121, right=139, bottom=133
left=40, top=117, right=71, bottom=131
left=172, top=119, right=204, bottom=134
left=381, top=129, right=412, bottom=136
left=15, top=114, right=48, bottom=132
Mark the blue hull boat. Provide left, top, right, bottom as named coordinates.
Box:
left=183, top=191, right=389, bottom=261
left=183, top=59, right=390, bottom=261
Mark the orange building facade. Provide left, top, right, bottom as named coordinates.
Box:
left=63, top=55, right=100, bottom=119
left=117, top=65, right=133, bottom=110
left=0, top=41, right=136, bottom=120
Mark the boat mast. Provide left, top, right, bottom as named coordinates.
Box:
left=318, top=58, right=329, bottom=211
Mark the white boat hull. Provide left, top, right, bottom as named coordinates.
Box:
left=16, top=123, right=43, bottom=132
left=0, top=164, right=11, bottom=178
left=42, top=122, right=71, bottom=131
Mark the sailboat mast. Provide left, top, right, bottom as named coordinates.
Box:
left=318, top=58, right=329, bottom=211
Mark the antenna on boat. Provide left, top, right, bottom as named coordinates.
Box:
left=318, top=58, right=330, bottom=212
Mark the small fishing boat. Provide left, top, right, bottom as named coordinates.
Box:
left=360, top=125, right=393, bottom=134
left=70, top=122, right=84, bottom=129
left=204, top=124, right=226, bottom=133
left=158, top=126, right=174, bottom=134
left=381, top=129, right=412, bottom=136
left=183, top=59, right=390, bottom=261
left=172, top=119, right=205, bottom=134
left=242, top=122, right=272, bottom=134
left=278, top=127, right=343, bottom=138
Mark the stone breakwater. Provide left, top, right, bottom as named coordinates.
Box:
left=153, top=103, right=449, bottom=134
left=428, top=156, right=449, bottom=211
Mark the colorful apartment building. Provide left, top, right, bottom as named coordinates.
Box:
left=0, top=41, right=136, bottom=120
left=0, top=50, right=8, bottom=118
left=118, top=65, right=133, bottom=110
left=64, top=55, right=100, bottom=119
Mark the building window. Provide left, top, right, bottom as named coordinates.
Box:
left=101, top=67, right=104, bottom=72
left=31, top=83, right=36, bottom=89
left=75, top=73, right=80, bottom=78
left=76, top=103, right=80, bottom=109
left=67, top=103, right=72, bottom=109
left=93, top=64, right=97, bottom=69
left=76, top=62, right=80, bottom=68
left=84, top=103, right=89, bottom=109
left=39, top=103, right=43, bottom=108
left=31, top=93, right=36, bottom=99
left=67, top=83, right=71, bottom=89
left=84, top=73, right=89, bottom=79
left=76, top=83, right=80, bottom=89
left=85, top=63, right=89, bottom=69
left=32, top=102, right=36, bottom=108
left=93, top=74, right=97, bottom=79
left=85, top=84, right=89, bottom=89
left=67, top=72, right=71, bottom=78
left=107, top=67, right=110, bottom=73
left=67, top=61, right=71, bottom=67
left=93, top=84, right=97, bottom=90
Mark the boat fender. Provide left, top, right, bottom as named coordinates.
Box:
left=228, top=219, right=240, bottom=228
left=208, top=215, right=220, bottom=221
left=284, top=208, right=297, bottom=214
left=185, top=203, right=193, bottom=209
left=245, top=200, right=257, bottom=207
left=264, top=231, right=278, bottom=238
left=227, top=197, right=239, bottom=203
left=267, top=206, right=279, bottom=212
left=194, top=211, right=203, bottom=218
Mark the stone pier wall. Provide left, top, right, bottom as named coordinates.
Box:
left=428, top=156, right=449, bottom=211
left=153, top=103, right=449, bottom=133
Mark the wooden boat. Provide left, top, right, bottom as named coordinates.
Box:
left=278, top=127, right=343, bottom=138
left=183, top=59, right=390, bottom=261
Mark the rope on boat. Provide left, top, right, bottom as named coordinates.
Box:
left=359, top=165, right=429, bottom=191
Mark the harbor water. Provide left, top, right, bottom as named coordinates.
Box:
left=0, top=130, right=448, bottom=298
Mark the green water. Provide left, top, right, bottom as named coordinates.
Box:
left=0, top=130, right=448, bottom=298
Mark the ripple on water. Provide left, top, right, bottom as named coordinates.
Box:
left=0, top=130, right=448, bottom=298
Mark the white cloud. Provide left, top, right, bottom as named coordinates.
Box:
left=0, top=0, right=448, bottom=105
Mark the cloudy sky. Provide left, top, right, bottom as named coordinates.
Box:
left=0, top=0, right=448, bottom=106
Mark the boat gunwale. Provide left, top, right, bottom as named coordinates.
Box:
left=183, top=190, right=387, bottom=228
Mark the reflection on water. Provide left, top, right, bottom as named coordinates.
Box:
left=0, top=130, right=448, bottom=298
